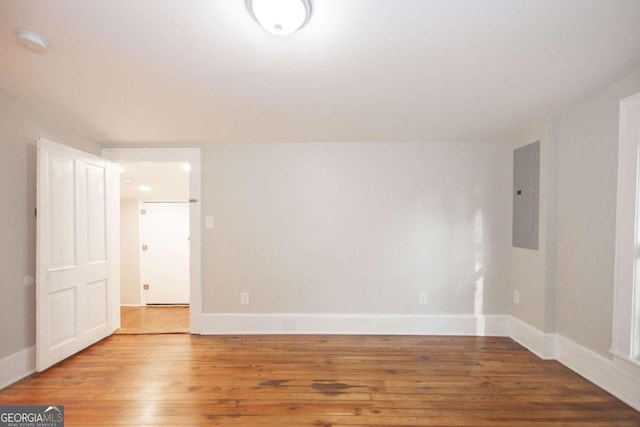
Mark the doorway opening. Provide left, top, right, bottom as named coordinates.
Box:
left=102, top=148, right=201, bottom=335
left=120, top=162, right=190, bottom=333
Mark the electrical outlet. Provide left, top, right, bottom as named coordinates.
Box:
left=240, top=292, right=250, bottom=305
left=513, top=291, right=520, bottom=304
left=419, top=293, right=428, bottom=306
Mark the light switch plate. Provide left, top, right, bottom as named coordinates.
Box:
left=205, top=216, right=214, bottom=229
left=419, top=293, right=428, bottom=306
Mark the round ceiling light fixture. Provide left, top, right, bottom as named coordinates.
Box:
left=15, top=30, right=48, bottom=53
left=247, top=0, right=311, bottom=36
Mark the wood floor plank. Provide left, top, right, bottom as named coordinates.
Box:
left=0, top=334, right=638, bottom=426
left=117, top=306, right=189, bottom=334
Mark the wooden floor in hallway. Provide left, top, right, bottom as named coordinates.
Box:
left=116, top=305, right=189, bottom=334
left=1, top=335, right=639, bottom=426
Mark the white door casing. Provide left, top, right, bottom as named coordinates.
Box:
left=613, top=92, right=640, bottom=362
left=36, top=138, right=120, bottom=372
left=141, top=202, right=190, bottom=304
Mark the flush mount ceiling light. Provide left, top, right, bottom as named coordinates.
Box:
left=247, top=0, right=311, bottom=36
left=15, top=30, right=48, bottom=53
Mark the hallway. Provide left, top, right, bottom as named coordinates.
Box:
left=117, top=306, right=189, bottom=334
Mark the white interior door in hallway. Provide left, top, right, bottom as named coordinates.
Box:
left=36, top=138, right=120, bottom=371
left=140, top=202, right=190, bottom=304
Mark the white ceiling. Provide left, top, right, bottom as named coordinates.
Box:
left=119, top=162, right=190, bottom=200
left=1, top=0, right=639, bottom=143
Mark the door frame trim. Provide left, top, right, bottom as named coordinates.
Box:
left=102, top=148, right=202, bottom=334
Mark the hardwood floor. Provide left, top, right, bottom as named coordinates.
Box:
left=117, top=305, right=189, bottom=334
left=1, top=335, right=639, bottom=426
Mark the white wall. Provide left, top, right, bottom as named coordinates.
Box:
left=0, top=89, right=100, bottom=360
left=504, top=67, right=640, bottom=359
left=556, top=68, right=640, bottom=357
left=120, top=199, right=141, bottom=305
left=201, top=142, right=509, bottom=316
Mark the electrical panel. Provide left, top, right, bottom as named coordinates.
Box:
left=513, top=141, right=540, bottom=250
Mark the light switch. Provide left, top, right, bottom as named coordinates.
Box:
left=205, top=216, right=214, bottom=229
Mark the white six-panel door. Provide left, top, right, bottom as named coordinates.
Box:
left=36, top=138, right=120, bottom=371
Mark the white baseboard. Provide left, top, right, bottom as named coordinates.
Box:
left=555, top=334, right=640, bottom=411
left=200, top=313, right=508, bottom=336
left=507, top=316, right=640, bottom=411
left=0, top=346, right=35, bottom=390
left=508, top=316, right=556, bottom=359
left=120, top=304, right=142, bottom=307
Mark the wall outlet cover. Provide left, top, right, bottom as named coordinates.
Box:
left=240, top=292, right=250, bottom=305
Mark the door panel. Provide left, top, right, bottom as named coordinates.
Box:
left=86, top=164, right=107, bottom=263
left=49, top=289, right=76, bottom=348
left=141, top=203, right=190, bottom=305
left=37, top=138, right=120, bottom=372
left=48, top=154, right=76, bottom=269
left=86, top=280, right=108, bottom=332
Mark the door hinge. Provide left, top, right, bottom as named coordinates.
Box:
left=143, top=284, right=149, bottom=290
left=140, top=209, right=147, bottom=215
left=141, top=244, right=148, bottom=251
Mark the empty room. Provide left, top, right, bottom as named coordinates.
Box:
left=1, top=0, right=640, bottom=426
